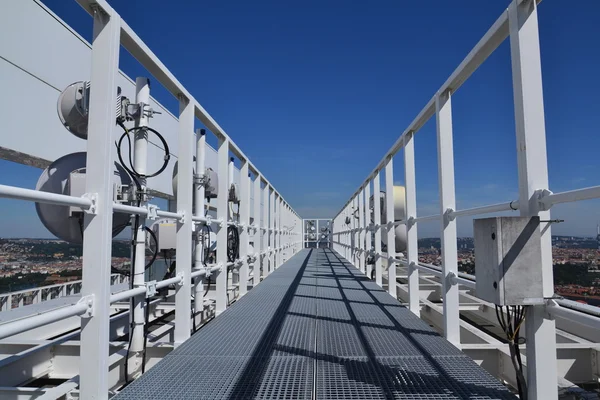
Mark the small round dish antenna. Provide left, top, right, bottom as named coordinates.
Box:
left=57, top=81, right=90, bottom=140
left=35, top=152, right=132, bottom=244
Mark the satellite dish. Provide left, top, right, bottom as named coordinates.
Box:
left=57, top=81, right=90, bottom=140
left=35, top=152, right=132, bottom=244
left=369, top=185, right=407, bottom=252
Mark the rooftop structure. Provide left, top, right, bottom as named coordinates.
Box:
left=0, top=0, right=599, bottom=399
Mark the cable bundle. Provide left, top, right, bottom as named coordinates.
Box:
left=495, top=305, right=527, bottom=399
left=227, top=225, right=240, bottom=263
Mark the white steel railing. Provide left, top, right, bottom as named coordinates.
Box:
left=0, top=0, right=303, bottom=397
left=0, top=273, right=127, bottom=312
left=331, top=1, right=598, bottom=399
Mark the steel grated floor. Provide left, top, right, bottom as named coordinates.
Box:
left=113, top=248, right=516, bottom=399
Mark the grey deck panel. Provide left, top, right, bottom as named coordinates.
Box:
left=114, top=248, right=516, bottom=399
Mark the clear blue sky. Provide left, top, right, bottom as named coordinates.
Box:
left=1, top=0, right=599, bottom=238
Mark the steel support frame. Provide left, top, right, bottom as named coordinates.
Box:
left=403, top=132, right=420, bottom=316
left=174, top=96, right=195, bottom=344
left=364, top=182, right=371, bottom=278
left=215, top=137, right=229, bottom=315
left=269, top=188, right=275, bottom=272
left=358, top=187, right=365, bottom=273
left=252, top=174, right=262, bottom=286
left=373, top=172, right=383, bottom=286
left=239, top=161, right=250, bottom=297
left=509, top=0, right=558, bottom=398
left=78, top=7, right=121, bottom=399
left=436, top=90, right=460, bottom=347
left=384, top=157, right=396, bottom=297
left=262, top=184, right=269, bottom=276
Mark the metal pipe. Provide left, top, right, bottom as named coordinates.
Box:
left=0, top=303, right=87, bottom=340
left=193, top=129, right=207, bottom=326
left=541, top=186, right=600, bottom=207
left=0, top=184, right=92, bottom=209
left=110, top=287, right=146, bottom=304
left=113, top=203, right=148, bottom=215
left=547, top=302, right=600, bottom=332
left=155, top=275, right=182, bottom=290
left=450, top=201, right=518, bottom=218
left=156, top=210, right=182, bottom=219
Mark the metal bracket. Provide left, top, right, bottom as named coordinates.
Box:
left=147, top=204, right=158, bottom=220
left=79, top=295, right=95, bottom=318
left=177, top=210, right=186, bottom=223
left=82, top=193, right=98, bottom=214
left=536, top=188, right=553, bottom=211
left=194, top=173, right=207, bottom=185
left=444, top=208, right=456, bottom=222
left=176, top=272, right=185, bottom=286
left=447, top=271, right=458, bottom=286
left=204, top=267, right=212, bottom=278
left=145, top=280, right=157, bottom=297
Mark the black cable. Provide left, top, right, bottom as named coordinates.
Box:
left=142, top=297, right=150, bottom=373
left=143, top=226, right=158, bottom=269
left=227, top=225, right=240, bottom=263
left=116, top=121, right=171, bottom=179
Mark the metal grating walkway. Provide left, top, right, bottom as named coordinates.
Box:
left=114, top=249, right=517, bottom=399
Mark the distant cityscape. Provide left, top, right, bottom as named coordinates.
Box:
left=1, top=235, right=600, bottom=306
left=418, top=236, right=600, bottom=305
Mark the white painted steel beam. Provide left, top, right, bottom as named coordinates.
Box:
left=215, top=138, right=229, bottom=314
left=403, top=132, right=420, bottom=316
left=384, top=158, right=396, bottom=297
left=239, top=161, right=249, bottom=297
left=174, top=96, right=194, bottom=345
left=509, top=0, right=557, bottom=398
left=78, top=7, right=121, bottom=399
left=436, top=90, right=460, bottom=348
left=373, top=171, right=383, bottom=286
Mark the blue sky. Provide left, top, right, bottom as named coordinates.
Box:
left=1, top=0, right=599, bottom=238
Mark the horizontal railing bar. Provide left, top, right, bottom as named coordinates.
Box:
left=413, top=214, right=440, bottom=223
left=0, top=303, right=87, bottom=340
left=155, top=276, right=183, bottom=290
left=156, top=210, right=182, bottom=219
left=0, top=184, right=92, bottom=209
left=113, top=203, right=148, bottom=215
left=450, top=201, right=518, bottom=218
left=110, top=287, right=145, bottom=304
left=541, top=186, right=600, bottom=207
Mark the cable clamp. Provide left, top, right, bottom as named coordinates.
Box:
left=147, top=204, right=158, bottom=220
left=205, top=215, right=212, bottom=226
left=176, top=272, right=185, bottom=286
left=204, top=267, right=212, bottom=278
left=145, top=280, right=157, bottom=297
left=78, top=295, right=95, bottom=318
left=177, top=210, right=186, bottom=223
left=82, top=193, right=98, bottom=214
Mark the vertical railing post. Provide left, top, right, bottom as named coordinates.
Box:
left=509, top=1, right=557, bottom=398
left=358, top=189, right=365, bottom=273
left=404, top=132, right=420, bottom=316
left=262, top=184, right=269, bottom=275
left=373, top=171, right=383, bottom=286
left=436, top=90, right=460, bottom=347
left=215, top=138, right=229, bottom=314
left=269, top=188, right=275, bottom=273
left=79, top=6, right=120, bottom=398
left=193, top=129, right=206, bottom=327
left=364, top=183, right=371, bottom=277
left=253, top=174, right=262, bottom=286
left=385, top=157, right=396, bottom=297
left=174, top=97, right=195, bottom=343
left=239, top=161, right=249, bottom=297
